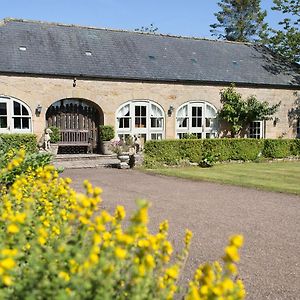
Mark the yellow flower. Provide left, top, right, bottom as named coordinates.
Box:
left=224, top=245, right=240, bottom=262
left=58, top=271, right=70, bottom=282
left=115, top=247, right=127, bottom=259
left=185, top=229, right=193, bottom=248
left=1, top=249, right=18, bottom=256
left=0, top=258, right=16, bottom=270
left=2, top=275, right=12, bottom=286
left=165, top=265, right=179, bottom=280
left=230, top=235, right=244, bottom=248
left=115, top=205, right=126, bottom=220
left=7, top=224, right=19, bottom=234
left=145, top=254, right=155, bottom=268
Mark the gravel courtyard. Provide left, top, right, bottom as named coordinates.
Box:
left=64, top=168, right=300, bottom=300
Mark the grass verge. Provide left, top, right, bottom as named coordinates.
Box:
left=145, top=161, right=300, bottom=195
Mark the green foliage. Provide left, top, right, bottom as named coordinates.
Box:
left=48, top=126, right=61, bottom=143
left=266, top=0, right=300, bottom=63
left=262, top=139, right=293, bottom=158
left=0, top=149, right=52, bottom=186
left=99, top=125, right=115, bottom=141
left=210, top=0, right=268, bottom=42
left=182, top=133, right=198, bottom=139
left=0, top=152, right=245, bottom=299
left=218, top=85, right=280, bottom=137
left=0, top=134, right=37, bottom=153
left=144, top=139, right=299, bottom=167
left=199, top=152, right=218, bottom=168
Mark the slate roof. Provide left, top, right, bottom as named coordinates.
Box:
left=0, top=18, right=299, bottom=87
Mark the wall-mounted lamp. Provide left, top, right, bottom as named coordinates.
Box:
left=273, top=117, right=280, bottom=127
left=73, top=77, right=77, bottom=87
left=35, top=104, right=42, bottom=116
left=168, top=105, right=174, bottom=117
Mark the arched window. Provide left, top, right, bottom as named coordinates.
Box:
left=0, top=96, right=32, bottom=133
left=116, top=100, right=165, bottom=141
left=176, top=101, right=218, bottom=139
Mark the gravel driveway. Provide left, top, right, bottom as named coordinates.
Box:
left=64, top=168, right=300, bottom=300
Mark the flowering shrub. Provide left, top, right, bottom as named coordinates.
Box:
left=0, top=151, right=246, bottom=299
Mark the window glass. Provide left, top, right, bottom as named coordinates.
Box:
left=0, top=103, right=7, bottom=115
left=0, top=117, right=7, bottom=128
left=13, top=101, right=21, bottom=115
left=249, top=121, right=263, bottom=139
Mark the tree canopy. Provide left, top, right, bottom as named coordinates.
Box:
left=266, top=0, right=300, bottom=64
left=219, top=85, right=280, bottom=137
left=210, top=0, right=268, bottom=42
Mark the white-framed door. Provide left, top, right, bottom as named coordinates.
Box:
left=176, top=101, right=218, bottom=139
left=116, top=100, right=165, bottom=141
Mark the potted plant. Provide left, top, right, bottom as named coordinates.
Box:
left=99, top=125, right=115, bottom=155
left=111, top=136, right=135, bottom=169
left=47, top=126, right=60, bottom=155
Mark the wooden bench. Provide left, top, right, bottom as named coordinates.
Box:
left=58, top=130, right=93, bottom=153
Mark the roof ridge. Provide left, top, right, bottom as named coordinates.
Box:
left=1, top=17, right=253, bottom=46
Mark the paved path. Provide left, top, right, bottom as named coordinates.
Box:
left=64, top=168, right=300, bottom=300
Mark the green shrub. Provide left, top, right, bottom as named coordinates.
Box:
left=144, top=138, right=298, bottom=167
left=0, top=134, right=37, bottom=153
left=48, top=126, right=61, bottom=143
left=291, top=139, right=300, bottom=156
left=0, top=149, right=52, bottom=186
left=262, top=139, right=292, bottom=158
left=0, top=151, right=246, bottom=299
left=99, top=125, right=115, bottom=141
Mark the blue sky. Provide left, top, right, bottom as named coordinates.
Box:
left=0, top=0, right=285, bottom=38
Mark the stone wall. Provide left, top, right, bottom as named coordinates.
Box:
left=0, top=74, right=299, bottom=139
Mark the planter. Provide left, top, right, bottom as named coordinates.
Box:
left=117, top=152, right=130, bottom=169
left=101, top=141, right=113, bottom=155
left=50, top=144, right=59, bottom=156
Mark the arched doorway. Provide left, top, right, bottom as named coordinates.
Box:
left=46, top=98, right=103, bottom=154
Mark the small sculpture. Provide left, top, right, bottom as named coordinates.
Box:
left=134, top=135, right=142, bottom=153
left=44, top=128, right=53, bottom=151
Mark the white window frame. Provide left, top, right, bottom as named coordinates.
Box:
left=248, top=120, right=264, bottom=139
left=116, top=100, right=165, bottom=141
left=176, top=101, right=218, bottom=139
left=0, top=96, right=32, bottom=134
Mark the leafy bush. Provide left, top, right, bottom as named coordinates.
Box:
left=99, top=125, right=115, bottom=141
left=0, top=134, right=37, bottom=153
left=0, top=149, right=52, bottom=186
left=144, top=138, right=299, bottom=167
left=48, top=126, right=61, bottom=143
left=262, top=139, right=290, bottom=158
left=0, top=151, right=245, bottom=299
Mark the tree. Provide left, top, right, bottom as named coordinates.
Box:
left=134, top=23, right=158, bottom=34
left=210, top=0, right=268, bottom=42
left=266, top=0, right=300, bottom=63
left=219, top=85, right=280, bottom=137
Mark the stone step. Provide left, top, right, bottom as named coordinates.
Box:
left=52, top=154, right=120, bottom=169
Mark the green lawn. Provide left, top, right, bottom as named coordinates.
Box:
left=146, top=161, right=300, bottom=195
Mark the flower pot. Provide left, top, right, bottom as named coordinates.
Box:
left=101, top=141, right=113, bottom=155
left=117, top=152, right=130, bottom=169
left=50, top=144, right=59, bottom=156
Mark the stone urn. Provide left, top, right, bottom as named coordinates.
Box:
left=101, top=141, right=113, bottom=155
left=117, top=152, right=130, bottom=169
left=50, top=144, right=59, bottom=155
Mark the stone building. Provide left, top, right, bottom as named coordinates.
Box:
left=0, top=18, right=299, bottom=153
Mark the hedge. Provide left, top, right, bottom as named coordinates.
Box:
left=144, top=139, right=300, bottom=167
left=0, top=134, right=37, bottom=153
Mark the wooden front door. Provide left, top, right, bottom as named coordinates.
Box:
left=46, top=99, right=102, bottom=153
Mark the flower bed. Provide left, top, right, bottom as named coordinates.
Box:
left=0, top=151, right=245, bottom=299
